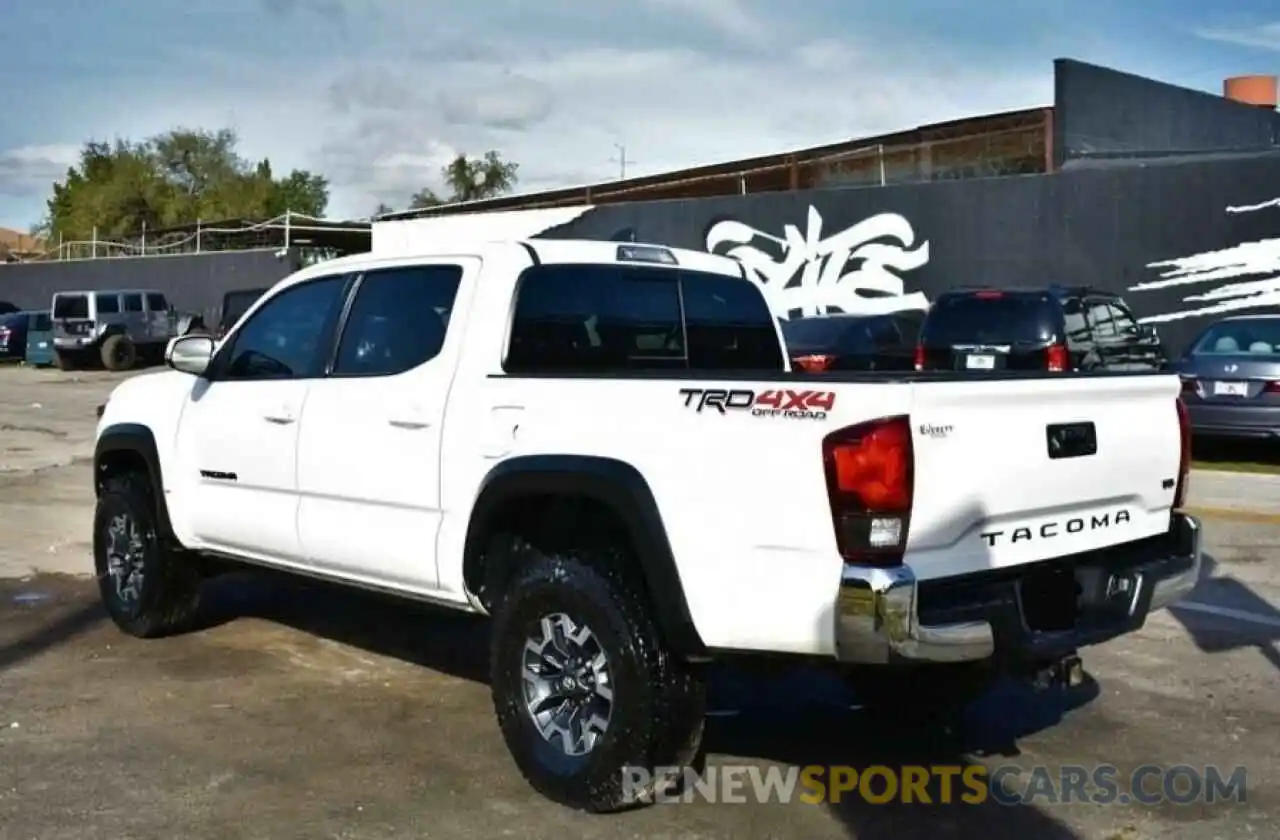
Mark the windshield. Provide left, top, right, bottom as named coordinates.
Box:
left=921, top=294, right=1059, bottom=345
left=53, top=294, right=89, bottom=319
left=1190, top=319, right=1280, bottom=357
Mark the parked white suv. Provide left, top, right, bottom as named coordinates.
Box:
left=91, top=236, right=1202, bottom=812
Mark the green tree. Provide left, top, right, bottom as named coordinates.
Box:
left=36, top=128, right=331, bottom=243
left=409, top=150, right=519, bottom=209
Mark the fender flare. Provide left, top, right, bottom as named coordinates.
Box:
left=94, top=423, right=175, bottom=540
left=463, top=454, right=707, bottom=660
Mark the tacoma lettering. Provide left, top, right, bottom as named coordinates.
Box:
left=980, top=509, right=1131, bottom=548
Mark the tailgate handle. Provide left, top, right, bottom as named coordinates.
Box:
left=1046, top=422, right=1097, bottom=459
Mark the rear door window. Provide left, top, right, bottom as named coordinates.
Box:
left=53, top=295, right=89, bottom=319
left=95, top=293, right=120, bottom=314
left=921, top=294, right=1060, bottom=345
left=681, top=276, right=784, bottom=370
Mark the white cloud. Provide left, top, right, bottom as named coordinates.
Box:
left=0, top=144, right=79, bottom=199
left=1192, top=21, right=1280, bottom=51
left=0, top=0, right=1058, bottom=223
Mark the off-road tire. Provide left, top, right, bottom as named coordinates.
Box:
left=100, top=334, right=137, bottom=371
left=845, top=662, right=995, bottom=724
left=54, top=350, right=78, bottom=371
left=489, top=543, right=706, bottom=812
left=93, top=472, right=202, bottom=638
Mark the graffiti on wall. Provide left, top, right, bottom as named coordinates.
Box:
left=704, top=205, right=931, bottom=319
left=1128, top=196, right=1280, bottom=323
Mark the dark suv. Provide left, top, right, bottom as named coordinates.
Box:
left=915, top=285, right=1167, bottom=373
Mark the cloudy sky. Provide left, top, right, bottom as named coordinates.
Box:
left=0, top=0, right=1276, bottom=230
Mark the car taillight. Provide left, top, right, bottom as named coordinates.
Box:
left=913, top=345, right=925, bottom=371
left=1182, top=377, right=1199, bottom=395
left=822, top=416, right=913, bottom=567
left=974, top=290, right=1003, bottom=299
left=1174, top=397, right=1191, bottom=509
left=793, top=354, right=834, bottom=372
left=1264, top=381, right=1280, bottom=394
left=1046, top=343, right=1068, bottom=372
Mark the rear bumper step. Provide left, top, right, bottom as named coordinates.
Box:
left=835, top=512, right=1203, bottom=665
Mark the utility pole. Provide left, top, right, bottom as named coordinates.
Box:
left=610, top=143, right=634, bottom=180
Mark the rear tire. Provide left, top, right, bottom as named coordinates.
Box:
left=54, top=350, right=78, bottom=371
left=489, top=541, right=706, bottom=812
left=100, top=334, right=137, bottom=371
left=93, top=472, right=202, bottom=638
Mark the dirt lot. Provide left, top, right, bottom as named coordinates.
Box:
left=1, top=364, right=1279, bottom=840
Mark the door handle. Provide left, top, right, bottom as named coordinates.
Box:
left=388, top=418, right=430, bottom=429
left=263, top=405, right=296, bottom=424
left=388, top=404, right=430, bottom=430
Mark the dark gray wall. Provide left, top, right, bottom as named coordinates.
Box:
left=1053, top=59, right=1280, bottom=166
left=536, top=151, right=1280, bottom=356
left=0, top=248, right=300, bottom=324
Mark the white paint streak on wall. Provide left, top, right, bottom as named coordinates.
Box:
left=1128, top=197, right=1280, bottom=324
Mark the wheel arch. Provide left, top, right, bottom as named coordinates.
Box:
left=462, top=454, right=707, bottom=661
left=94, top=423, right=175, bottom=541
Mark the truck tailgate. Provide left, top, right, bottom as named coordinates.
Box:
left=904, top=373, right=1183, bottom=580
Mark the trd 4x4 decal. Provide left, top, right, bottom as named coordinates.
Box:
left=678, top=387, right=835, bottom=420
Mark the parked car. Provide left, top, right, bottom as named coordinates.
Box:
left=1173, top=314, right=1280, bottom=440
left=0, top=310, right=31, bottom=360
left=781, top=311, right=922, bottom=372
left=92, top=237, right=1198, bottom=813
left=216, top=286, right=270, bottom=338
left=51, top=288, right=204, bottom=371
left=915, top=285, right=1166, bottom=373
left=23, top=309, right=54, bottom=366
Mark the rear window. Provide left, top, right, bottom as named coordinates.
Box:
left=53, top=295, right=89, bottom=319
left=781, top=317, right=851, bottom=350
left=503, top=263, right=782, bottom=373
left=1190, top=319, right=1280, bottom=357
left=921, top=294, right=1060, bottom=345
left=32, top=312, right=51, bottom=331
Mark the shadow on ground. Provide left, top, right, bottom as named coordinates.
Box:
left=190, top=569, right=1095, bottom=838
left=1168, top=551, right=1280, bottom=672
left=0, top=575, right=105, bottom=672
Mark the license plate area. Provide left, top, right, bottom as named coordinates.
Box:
left=965, top=353, right=995, bottom=370
left=1212, top=380, right=1248, bottom=397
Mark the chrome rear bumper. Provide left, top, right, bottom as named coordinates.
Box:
left=835, top=512, right=1203, bottom=665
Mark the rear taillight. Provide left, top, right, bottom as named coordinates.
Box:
left=1182, top=377, right=1199, bottom=395
left=1264, top=381, right=1280, bottom=394
left=913, top=345, right=925, bottom=371
left=822, top=416, right=914, bottom=567
left=1174, top=397, right=1191, bottom=509
left=974, top=290, right=1003, bottom=299
left=1046, top=343, right=1068, bottom=372
left=793, top=354, right=834, bottom=373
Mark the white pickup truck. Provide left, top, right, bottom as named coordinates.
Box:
left=91, top=236, right=1202, bottom=812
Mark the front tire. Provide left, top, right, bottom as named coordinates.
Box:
left=489, top=543, right=706, bottom=812
left=93, top=472, right=202, bottom=638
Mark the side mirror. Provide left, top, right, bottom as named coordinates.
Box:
left=166, top=334, right=215, bottom=376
